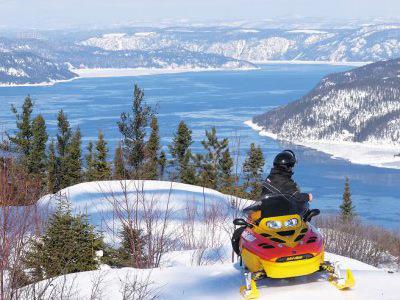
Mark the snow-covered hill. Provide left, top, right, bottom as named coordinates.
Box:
left=22, top=255, right=400, bottom=300
left=32, top=180, right=398, bottom=299
left=80, top=24, right=400, bottom=63
left=250, top=58, right=400, bottom=169
left=4, top=22, right=400, bottom=84
left=0, top=50, right=77, bottom=86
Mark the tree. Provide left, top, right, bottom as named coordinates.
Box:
left=196, top=127, right=229, bottom=189
left=25, top=198, right=102, bottom=280
left=92, top=131, right=111, bottom=180
left=168, top=121, right=196, bottom=183
left=118, top=84, right=153, bottom=178
left=62, top=127, right=82, bottom=188
left=159, top=151, right=167, bottom=180
left=340, top=177, right=355, bottom=220
left=114, top=225, right=147, bottom=268
left=113, top=142, right=126, bottom=180
left=9, top=96, right=34, bottom=158
left=27, top=115, right=48, bottom=175
left=242, top=143, right=265, bottom=199
left=47, top=140, right=59, bottom=193
left=56, top=110, right=72, bottom=159
left=219, top=148, right=235, bottom=193
left=85, top=141, right=95, bottom=181
left=143, top=116, right=161, bottom=180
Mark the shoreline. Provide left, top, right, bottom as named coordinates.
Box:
left=244, top=120, right=400, bottom=170
left=71, top=66, right=255, bottom=78
left=0, top=60, right=366, bottom=87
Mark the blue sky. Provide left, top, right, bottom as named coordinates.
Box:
left=0, top=0, right=399, bottom=29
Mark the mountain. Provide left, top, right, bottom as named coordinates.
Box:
left=4, top=23, right=400, bottom=85
left=0, top=50, right=77, bottom=85
left=80, top=24, right=400, bottom=63
left=252, top=58, right=400, bottom=146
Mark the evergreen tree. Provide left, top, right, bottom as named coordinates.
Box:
left=92, top=131, right=111, bottom=180
left=340, top=177, right=355, bottom=220
left=143, top=116, right=161, bottom=180
left=56, top=110, right=72, bottom=159
left=113, top=142, right=126, bottom=179
left=219, top=148, right=234, bottom=193
left=27, top=115, right=48, bottom=175
left=169, top=121, right=195, bottom=183
left=118, top=84, right=153, bottom=178
left=47, top=140, right=59, bottom=193
left=115, top=225, right=147, bottom=268
left=63, top=128, right=83, bottom=187
left=197, top=127, right=229, bottom=189
left=159, top=150, right=167, bottom=180
left=85, top=141, right=95, bottom=181
left=242, top=143, right=265, bottom=199
left=25, top=198, right=102, bottom=280
left=9, top=96, right=34, bottom=158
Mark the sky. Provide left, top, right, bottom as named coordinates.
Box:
left=0, top=0, right=399, bottom=29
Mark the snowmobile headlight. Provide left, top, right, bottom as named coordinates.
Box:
left=284, top=218, right=298, bottom=227
left=267, top=220, right=282, bottom=229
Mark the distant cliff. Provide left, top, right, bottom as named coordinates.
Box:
left=253, top=58, right=400, bottom=145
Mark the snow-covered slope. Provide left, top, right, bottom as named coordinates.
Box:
left=80, top=24, right=400, bottom=63
left=33, top=180, right=398, bottom=299
left=0, top=50, right=77, bottom=86
left=22, top=251, right=398, bottom=299
left=250, top=58, right=400, bottom=169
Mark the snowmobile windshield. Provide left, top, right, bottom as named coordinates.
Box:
left=260, top=194, right=309, bottom=218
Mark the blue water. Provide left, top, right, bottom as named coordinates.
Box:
left=0, top=64, right=399, bottom=229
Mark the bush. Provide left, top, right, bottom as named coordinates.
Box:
left=314, top=214, right=399, bottom=268
left=25, top=197, right=103, bottom=281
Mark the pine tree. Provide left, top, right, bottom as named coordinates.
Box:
left=63, top=128, right=83, bottom=187
left=27, top=115, right=48, bottom=175
left=56, top=110, right=72, bottom=159
left=85, top=141, right=95, bottom=181
left=115, top=225, right=147, bottom=268
left=93, top=131, right=111, bottom=180
left=9, top=96, right=34, bottom=158
left=25, top=198, right=103, bottom=280
left=113, top=142, right=126, bottom=179
left=340, top=177, right=355, bottom=220
left=219, top=148, right=234, bottom=193
left=169, top=121, right=194, bottom=183
left=118, top=84, right=153, bottom=178
left=197, top=127, right=229, bottom=189
left=159, top=150, right=167, bottom=180
left=242, top=143, right=265, bottom=199
left=47, top=140, right=59, bottom=193
left=143, top=116, right=160, bottom=180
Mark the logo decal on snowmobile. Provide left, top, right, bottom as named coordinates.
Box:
left=242, top=230, right=256, bottom=242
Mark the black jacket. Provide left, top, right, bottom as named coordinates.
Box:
left=259, top=166, right=309, bottom=203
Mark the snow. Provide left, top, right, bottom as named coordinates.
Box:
left=23, top=254, right=398, bottom=300
left=31, top=180, right=399, bottom=299
left=287, top=29, right=328, bottom=34
left=72, top=66, right=255, bottom=78
left=245, top=120, right=400, bottom=170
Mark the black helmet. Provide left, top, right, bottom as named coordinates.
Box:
left=273, top=150, right=296, bottom=169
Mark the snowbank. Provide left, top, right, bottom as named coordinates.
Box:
left=245, top=120, right=400, bottom=170
left=22, top=255, right=397, bottom=300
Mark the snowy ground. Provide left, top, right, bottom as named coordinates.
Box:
left=23, top=251, right=398, bottom=300
left=33, top=180, right=398, bottom=299
left=245, top=120, right=400, bottom=170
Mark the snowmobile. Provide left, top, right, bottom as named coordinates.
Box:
left=232, top=194, right=355, bottom=299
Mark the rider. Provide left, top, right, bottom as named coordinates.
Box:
left=260, top=150, right=312, bottom=202
left=232, top=150, right=311, bottom=255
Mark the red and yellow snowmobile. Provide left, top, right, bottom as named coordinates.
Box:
left=233, top=194, right=355, bottom=299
